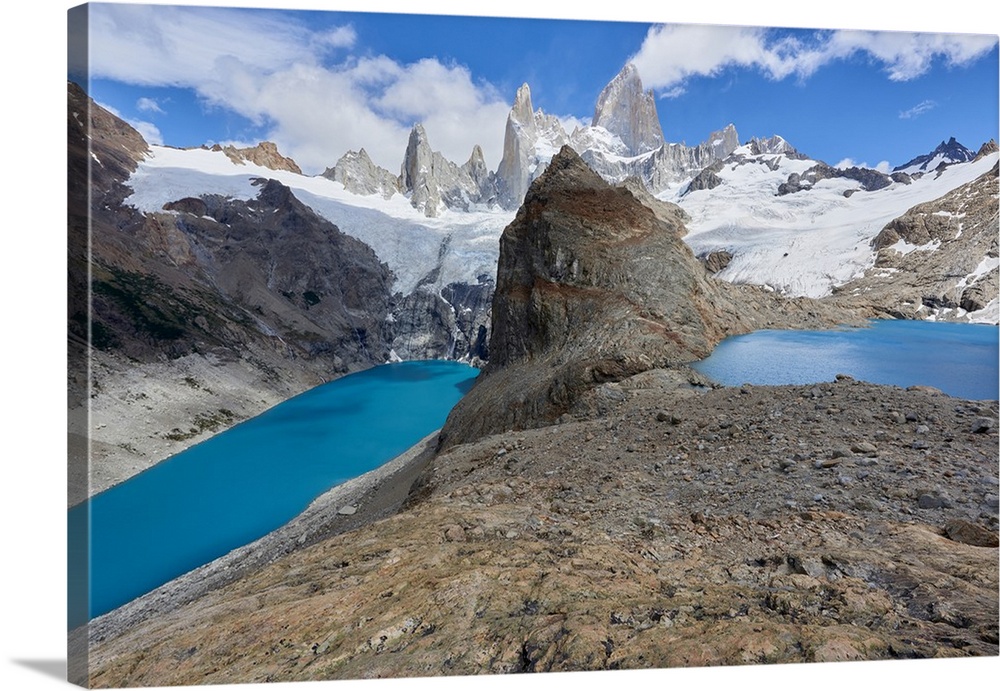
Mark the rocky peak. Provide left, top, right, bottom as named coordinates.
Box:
left=323, top=148, right=399, bottom=199
left=706, top=124, right=740, bottom=160
left=591, top=63, right=664, bottom=156
left=975, top=139, right=998, bottom=160
left=68, top=80, right=149, bottom=188
left=496, top=83, right=549, bottom=209
left=399, top=123, right=445, bottom=216
left=893, top=136, right=976, bottom=173
left=747, top=134, right=802, bottom=158
left=220, top=141, right=302, bottom=174
left=462, top=144, right=495, bottom=201
left=510, top=83, right=536, bottom=132
left=400, top=124, right=434, bottom=192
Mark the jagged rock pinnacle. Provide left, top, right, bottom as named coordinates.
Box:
left=510, top=83, right=535, bottom=130
left=592, top=63, right=664, bottom=156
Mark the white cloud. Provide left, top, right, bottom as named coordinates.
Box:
left=85, top=4, right=513, bottom=174
left=131, top=120, right=164, bottom=146
left=87, top=4, right=335, bottom=86
left=830, top=30, right=997, bottom=81
left=136, top=97, right=164, bottom=114
left=834, top=158, right=891, bottom=173
left=631, top=24, right=997, bottom=92
left=558, top=114, right=589, bottom=134
left=899, top=99, right=938, bottom=119
left=319, top=25, right=357, bottom=50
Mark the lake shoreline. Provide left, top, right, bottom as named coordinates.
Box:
left=86, top=371, right=999, bottom=683
left=693, top=319, right=999, bottom=400
left=83, top=428, right=441, bottom=644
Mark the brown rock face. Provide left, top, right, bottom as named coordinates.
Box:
left=222, top=141, right=302, bottom=174
left=440, top=146, right=858, bottom=448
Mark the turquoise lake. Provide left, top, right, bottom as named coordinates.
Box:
left=69, top=360, right=479, bottom=627
left=69, top=321, right=998, bottom=629
left=692, top=320, right=999, bottom=400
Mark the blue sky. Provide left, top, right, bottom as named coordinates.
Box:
left=72, top=2, right=999, bottom=176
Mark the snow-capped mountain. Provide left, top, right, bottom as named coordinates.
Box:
left=322, top=148, right=399, bottom=200
left=119, top=63, right=998, bottom=325
left=495, top=82, right=571, bottom=209
left=672, top=138, right=998, bottom=321
left=893, top=136, right=977, bottom=175
left=590, top=62, right=664, bottom=156
left=492, top=63, right=740, bottom=209
left=324, top=63, right=740, bottom=217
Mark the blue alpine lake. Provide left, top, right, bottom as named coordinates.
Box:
left=692, top=319, right=999, bottom=400
left=69, top=360, right=478, bottom=627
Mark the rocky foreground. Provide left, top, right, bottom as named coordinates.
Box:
left=84, top=147, right=999, bottom=686
left=86, top=373, right=998, bottom=685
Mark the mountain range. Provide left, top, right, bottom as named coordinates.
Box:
left=68, top=61, right=999, bottom=501
left=328, top=63, right=741, bottom=217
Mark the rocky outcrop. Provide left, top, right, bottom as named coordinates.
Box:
left=439, top=146, right=860, bottom=448
left=217, top=141, right=302, bottom=174
left=685, top=160, right=725, bottom=193
left=700, top=250, right=733, bottom=273
left=322, top=148, right=400, bottom=199
left=591, top=63, right=664, bottom=156
left=778, top=163, right=892, bottom=196
left=976, top=139, right=999, bottom=159
left=834, top=161, right=999, bottom=321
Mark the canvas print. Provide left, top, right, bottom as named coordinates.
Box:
left=67, top=2, right=999, bottom=688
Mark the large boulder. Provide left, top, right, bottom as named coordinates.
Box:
left=440, top=146, right=854, bottom=447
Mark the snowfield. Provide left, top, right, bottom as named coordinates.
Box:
left=125, top=145, right=515, bottom=294
left=668, top=147, right=998, bottom=298
left=125, top=143, right=997, bottom=313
